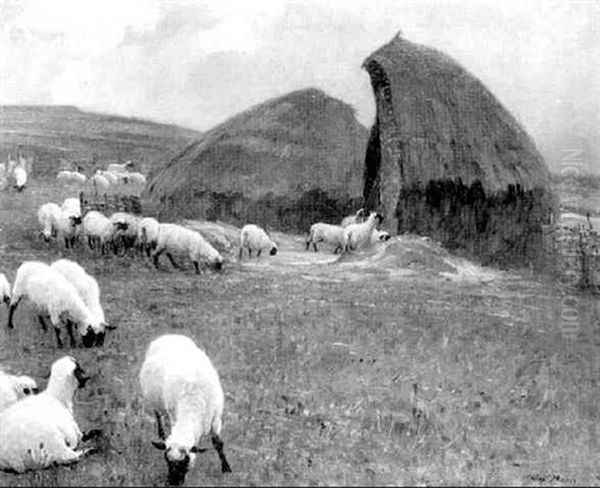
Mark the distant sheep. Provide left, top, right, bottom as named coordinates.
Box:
left=8, top=265, right=106, bottom=348
left=110, top=212, right=141, bottom=253
left=343, top=211, right=384, bottom=252
left=341, top=208, right=366, bottom=227
left=239, top=224, right=277, bottom=260
left=83, top=211, right=124, bottom=254
left=57, top=171, right=86, bottom=186
left=13, top=166, right=27, bottom=192
left=126, top=172, right=146, bottom=187
left=139, top=334, right=231, bottom=485
left=0, top=273, right=11, bottom=307
left=37, top=202, right=61, bottom=242
left=107, top=162, right=134, bottom=173
left=55, top=210, right=82, bottom=249
left=0, top=356, right=94, bottom=473
left=0, top=369, right=38, bottom=412
left=90, top=173, right=110, bottom=194
left=61, top=197, right=81, bottom=218
left=138, top=217, right=160, bottom=257
left=153, top=224, right=224, bottom=274
left=306, top=223, right=346, bottom=254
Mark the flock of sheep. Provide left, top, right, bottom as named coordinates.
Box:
left=0, top=176, right=389, bottom=484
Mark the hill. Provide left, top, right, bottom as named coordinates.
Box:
left=0, top=105, right=201, bottom=177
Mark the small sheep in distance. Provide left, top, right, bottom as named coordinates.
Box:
left=13, top=166, right=27, bottom=193
left=139, top=334, right=231, bottom=486
left=107, top=161, right=134, bottom=173
left=37, top=202, right=61, bottom=243
left=343, top=211, right=384, bottom=252
left=306, top=223, right=346, bottom=254
left=239, top=224, right=277, bottom=260
left=341, top=208, right=366, bottom=227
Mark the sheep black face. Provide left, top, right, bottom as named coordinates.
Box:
left=375, top=214, right=384, bottom=224
left=152, top=442, right=201, bottom=486
left=73, top=362, right=90, bottom=388
left=212, top=261, right=224, bottom=272
left=81, top=327, right=96, bottom=348
left=269, top=247, right=278, bottom=256
left=95, top=331, right=105, bottom=347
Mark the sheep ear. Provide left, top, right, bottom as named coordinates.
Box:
left=152, top=440, right=166, bottom=450
left=190, top=446, right=207, bottom=454
left=105, top=322, right=117, bottom=330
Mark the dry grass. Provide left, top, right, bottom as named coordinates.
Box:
left=0, top=179, right=598, bottom=486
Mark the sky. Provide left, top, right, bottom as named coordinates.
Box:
left=1, top=0, right=598, bottom=171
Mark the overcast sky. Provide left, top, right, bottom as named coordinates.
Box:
left=1, top=0, right=598, bottom=168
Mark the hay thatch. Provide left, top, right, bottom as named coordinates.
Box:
left=363, top=33, right=558, bottom=267
left=147, top=88, right=368, bottom=232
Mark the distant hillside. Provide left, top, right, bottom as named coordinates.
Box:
left=148, top=88, right=369, bottom=230
left=0, top=105, right=201, bottom=177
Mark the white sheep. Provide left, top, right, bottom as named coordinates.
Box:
left=7, top=261, right=51, bottom=329
left=61, top=197, right=81, bottom=218
left=239, top=224, right=278, bottom=260
left=0, top=370, right=38, bottom=412
left=89, top=173, right=110, bottom=195
left=13, top=166, right=27, bottom=192
left=0, top=356, right=95, bottom=473
left=110, top=212, right=141, bottom=253
left=139, top=334, right=231, bottom=485
left=127, top=172, right=146, bottom=187
left=37, top=202, right=61, bottom=242
left=55, top=210, right=83, bottom=249
left=138, top=217, right=160, bottom=257
left=8, top=267, right=106, bottom=348
left=50, top=259, right=114, bottom=346
left=107, top=162, right=134, bottom=173
left=370, top=229, right=391, bottom=245
left=0, top=273, right=11, bottom=307
left=306, top=223, right=346, bottom=254
left=343, top=211, right=384, bottom=252
left=97, top=170, right=119, bottom=185
left=57, top=170, right=85, bottom=186
left=82, top=210, right=123, bottom=254
left=152, top=224, right=224, bottom=274
left=341, top=208, right=366, bottom=227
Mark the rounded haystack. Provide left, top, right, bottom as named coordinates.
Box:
left=147, top=88, right=368, bottom=232
left=362, top=32, right=557, bottom=267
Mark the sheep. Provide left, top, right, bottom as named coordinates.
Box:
left=13, top=166, right=27, bottom=192
left=110, top=212, right=141, bottom=254
left=239, top=224, right=277, bottom=260
left=152, top=224, right=224, bottom=274
left=343, top=211, right=384, bottom=252
left=8, top=266, right=106, bottom=348
left=341, top=208, right=366, bottom=227
left=50, top=259, right=114, bottom=346
left=371, top=229, right=391, bottom=245
left=89, top=173, right=110, bottom=195
left=306, top=223, right=346, bottom=253
left=61, top=197, right=81, bottom=218
left=55, top=210, right=83, bottom=249
left=0, top=356, right=96, bottom=473
left=139, top=334, right=231, bottom=485
left=138, top=217, right=160, bottom=257
left=107, top=161, right=134, bottom=173
left=97, top=170, right=119, bottom=185
left=7, top=261, right=51, bottom=329
left=82, top=210, right=124, bottom=254
left=127, top=172, right=146, bottom=187
left=0, top=370, right=38, bottom=412
left=37, top=202, right=61, bottom=242
left=0, top=273, right=11, bottom=307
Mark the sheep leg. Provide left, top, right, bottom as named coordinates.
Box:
left=312, top=242, right=318, bottom=252
left=256, top=249, right=262, bottom=257
left=152, top=248, right=164, bottom=269
left=211, top=434, right=232, bottom=473
left=65, top=320, right=77, bottom=348
left=166, top=253, right=179, bottom=269
left=193, top=261, right=201, bottom=275
left=238, top=247, right=244, bottom=261
left=155, top=411, right=166, bottom=440
left=305, top=239, right=310, bottom=251
left=54, top=327, right=64, bottom=348
left=7, top=298, right=21, bottom=329
left=38, top=314, right=48, bottom=331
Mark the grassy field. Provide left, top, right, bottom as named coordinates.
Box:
left=0, top=179, right=598, bottom=486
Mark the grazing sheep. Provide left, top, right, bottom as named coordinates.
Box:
left=138, top=217, right=160, bottom=257
left=341, top=208, right=366, bottom=227
left=0, top=370, right=38, bottom=412
left=107, top=162, right=133, bottom=173
left=37, top=202, right=61, bottom=242
left=306, top=223, right=346, bottom=254
left=97, top=170, right=119, bottom=185
left=139, top=334, right=231, bottom=485
left=110, top=212, right=141, bottom=253
left=57, top=171, right=86, bottom=186
left=0, top=273, right=11, bottom=307
left=343, top=211, right=384, bottom=252
left=127, top=172, right=146, bottom=187
left=0, top=356, right=94, bottom=473
left=55, top=210, right=82, bottom=249
left=153, top=224, right=224, bottom=274
left=239, top=224, right=277, bottom=260
left=89, top=173, right=110, bottom=195
left=371, top=229, right=391, bottom=245
left=82, top=211, right=123, bottom=254
left=7, top=261, right=51, bottom=326
left=13, top=166, right=27, bottom=192
left=50, top=259, right=114, bottom=346
left=8, top=267, right=105, bottom=348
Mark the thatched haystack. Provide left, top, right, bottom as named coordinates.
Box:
left=147, top=88, right=368, bottom=232
left=363, top=33, right=557, bottom=267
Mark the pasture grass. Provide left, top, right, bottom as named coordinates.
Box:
left=0, top=179, right=598, bottom=486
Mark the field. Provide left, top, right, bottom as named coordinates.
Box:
left=0, top=179, right=598, bottom=487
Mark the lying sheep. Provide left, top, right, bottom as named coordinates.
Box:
left=0, top=356, right=95, bottom=473
left=0, top=273, right=11, bottom=307
left=50, top=259, right=114, bottom=346
left=239, top=224, right=277, bottom=260
left=82, top=211, right=124, bottom=254
left=341, top=208, right=366, bottom=227
left=153, top=224, right=224, bottom=274
left=0, top=369, right=38, bottom=412
left=138, top=217, right=160, bottom=257
left=139, top=334, right=231, bottom=485
left=306, top=223, right=346, bottom=254
left=13, top=166, right=27, bottom=192
left=343, top=211, right=384, bottom=252
left=8, top=266, right=106, bottom=348
left=37, top=202, right=61, bottom=242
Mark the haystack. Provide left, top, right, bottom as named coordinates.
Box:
left=147, top=88, right=368, bottom=232
left=362, top=33, right=557, bottom=267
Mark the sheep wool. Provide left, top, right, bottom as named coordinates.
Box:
left=341, top=208, right=366, bottom=227
left=343, top=212, right=384, bottom=252
left=239, top=224, right=277, bottom=260
left=83, top=211, right=118, bottom=253
left=13, top=166, right=27, bottom=192
left=138, top=217, right=160, bottom=257
left=153, top=224, right=224, bottom=274
left=140, top=334, right=231, bottom=485
left=37, top=202, right=61, bottom=242
left=306, top=222, right=346, bottom=254
left=0, top=356, right=91, bottom=473
left=0, top=370, right=38, bottom=412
